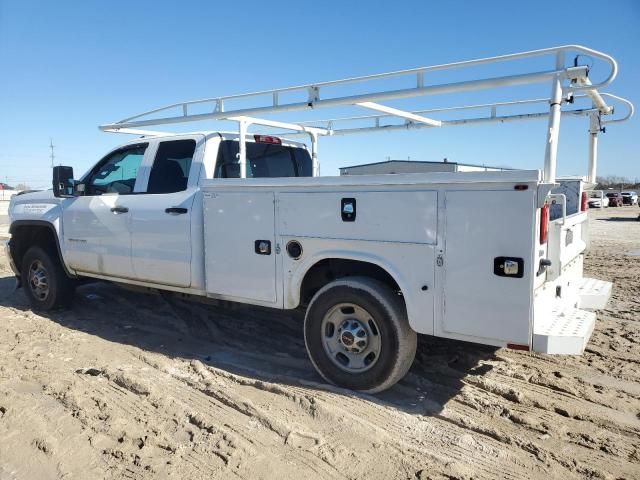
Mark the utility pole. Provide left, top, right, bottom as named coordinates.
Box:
left=49, top=139, right=55, bottom=168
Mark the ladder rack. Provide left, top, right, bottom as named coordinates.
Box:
left=99, top=45, right=634, bottom=183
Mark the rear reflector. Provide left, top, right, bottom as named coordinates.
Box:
left=507, top=343, right=530, bottom=351
left=540, top=204, right=550, bottom=244
left=254, top=134, right=282, bottom=145
left=581, top=191, right=588, bottom=211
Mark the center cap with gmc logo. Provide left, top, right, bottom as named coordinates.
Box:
left=340, top=331, right=355, bottom=347
left=337, top=319, right=369, bottom=354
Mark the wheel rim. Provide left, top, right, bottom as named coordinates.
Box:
left=320, top=302, right=382, bottom=373
left=28, top=260, right=49, bottom=301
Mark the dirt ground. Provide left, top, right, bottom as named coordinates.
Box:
left=0, top=207, right=638, bottom=480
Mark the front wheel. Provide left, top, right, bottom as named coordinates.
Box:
left=21, top=246, right=75, bottom=311
left=304, top=277, right=417, bottom=393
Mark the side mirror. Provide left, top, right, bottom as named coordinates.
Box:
left=52, top=166, right=75, bottom=198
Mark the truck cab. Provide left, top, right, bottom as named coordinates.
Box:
left=9, top=133, right=312, bottom=290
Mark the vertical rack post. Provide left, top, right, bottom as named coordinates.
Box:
left=238, top=119, right=250, bottom=178
left=308, top=132, right=319, bottom=176
left=587, top=112, right=599, bottom=184
left=543, top=51, right=565, bottom=184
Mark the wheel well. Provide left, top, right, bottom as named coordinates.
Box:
left=10, top=225, right=60, bottom=272
left=300, top=259, right=401, bottom=306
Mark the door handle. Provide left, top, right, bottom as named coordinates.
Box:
left=165, top=207, right=188, bottom=215
left=110, top=206, right=129, bottom=214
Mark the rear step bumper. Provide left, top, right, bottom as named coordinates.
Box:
left=533, top=306, right=596, bottom=354
left=532, top=277, right=612, bottom=354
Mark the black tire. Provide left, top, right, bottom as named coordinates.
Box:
left=304, top=276, right=417, bottom=393
left=21, top=246, right=75, bottom=311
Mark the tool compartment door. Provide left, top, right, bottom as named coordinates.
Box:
left=203, top=191, right=277, bottom=304
left=441, top=190, right=535, bottom=345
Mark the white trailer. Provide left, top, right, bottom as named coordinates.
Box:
left=6, top=45, right=634, bottom=392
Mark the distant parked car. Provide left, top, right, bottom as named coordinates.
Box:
left=588, top=190, right=609, bottom=208
left=606, top=192, right=624, bottom=207
left=621, top=191, right=638, bottom=205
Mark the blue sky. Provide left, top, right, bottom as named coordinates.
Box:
left=0, top=0, right=638, bottom=188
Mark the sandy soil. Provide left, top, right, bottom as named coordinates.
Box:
left=0, top=207, right=638, bottom=480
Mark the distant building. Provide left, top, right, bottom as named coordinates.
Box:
left=339, top=159, right=511, bottom=176
left=0, top=183, right=19, bottom=201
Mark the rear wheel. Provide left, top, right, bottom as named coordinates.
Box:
left=304, top=277, right=417, bottom=393
left=21, top=246, right=75, bottom=311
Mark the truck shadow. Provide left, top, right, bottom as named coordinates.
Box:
left=0, top=274, right=498, bottom=416
left=597, top=216, right=640, bottom=222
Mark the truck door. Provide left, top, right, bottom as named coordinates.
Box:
left=129, top=137, right=203, bottom=287
left=203, top=191, right=277, bottom=304
left=440, top=189, right=535, bottom=346
left=62, top=143, right=148, bottom=278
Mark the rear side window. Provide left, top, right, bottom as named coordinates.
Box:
left=214, top=140, right=312, bottom=178
left=147, top=140, right=196, bottom=194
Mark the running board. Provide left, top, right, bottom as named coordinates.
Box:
left=533, top=306, right=596, bottom=354
left=575, top=277, right=612, bottom=310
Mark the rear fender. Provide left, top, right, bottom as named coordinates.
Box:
left=285, top=246, right=430, bottom=334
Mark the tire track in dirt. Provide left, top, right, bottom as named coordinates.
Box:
left=177, top=356, right=566, bottom=479
left=59, top=349, right=349, bottom=479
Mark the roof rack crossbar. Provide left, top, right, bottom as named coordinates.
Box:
left=101, top=66, right=588, bottom=131
left=263, top=92, right=636, bottom=139
left=356, top=102, right=442, bottom=127
left=103, top=45, right=616, bottom=131
left=98, top=45, right=632, bottom=183
left=279, top=94, right=614, bottom=126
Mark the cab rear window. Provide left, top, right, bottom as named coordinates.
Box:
left=214, top=140, right=312, bottom=178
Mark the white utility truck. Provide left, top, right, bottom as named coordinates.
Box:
left=6, top=46, right=634, bottom=392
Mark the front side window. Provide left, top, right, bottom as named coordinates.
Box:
left=146, top=140, right=196, bottom=194
left=214, top=140, right=312, bottom=178
left=86, top=144, right=147, bottom=195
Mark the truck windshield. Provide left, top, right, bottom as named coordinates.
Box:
left=214, top=140, right=312, bottom=178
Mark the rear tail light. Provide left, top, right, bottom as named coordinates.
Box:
left=540, top=204, right=549, bottom=244
left=581, top=191, right=588, bottom=211
left=254, top=134, right=281, bottom=145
